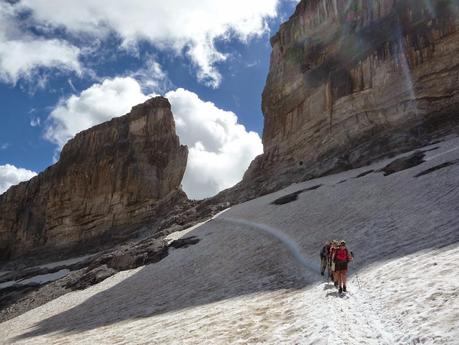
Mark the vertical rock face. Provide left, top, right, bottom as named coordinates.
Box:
left=243, top=0, right=459, bottom=194
left=0, top=97, right=188, bottom=260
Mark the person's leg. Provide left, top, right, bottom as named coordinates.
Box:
left=337, top=270, right=343, bottom=292
left=320, top=257, right=326, bottom=275
left=342, top=270, right=347, bottom=291
left=328, top=259, right=333, bottom=281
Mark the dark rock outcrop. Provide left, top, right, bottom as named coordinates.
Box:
left=0, top=97, right=188, bottom=261
left=380, top=151, right=425, bottom=176
left=227, top=0, right=459, bottom=200
left=169, top=236, right=200, bottom=249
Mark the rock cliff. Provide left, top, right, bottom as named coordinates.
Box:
left=0, top=97, right=188, bottom=260
left=236, top=0, right=459, bottom=198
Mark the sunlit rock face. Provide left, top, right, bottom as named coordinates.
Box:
left=0, top=97, right=188, bottom=260
left=240, top=0, right=459, bottom=196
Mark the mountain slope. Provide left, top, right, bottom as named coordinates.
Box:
left=1, top=136, right=459, bottom=344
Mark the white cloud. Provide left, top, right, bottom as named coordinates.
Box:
left=0, top=2, right=81, bottom=84
left=45, top=77, right=150, bottom=147
left=0, top=39, right=81, bottom=84
left=44, top=77, right=262, bottom=199
left=30, top=117, right=41, bottom=127
left=130, top=56, right=170, bottom=93
left=166, top=88, right=263, bottom=199
left=18, top=0, right=281, bottom=87
left=0, top=164, right=37, bottom=194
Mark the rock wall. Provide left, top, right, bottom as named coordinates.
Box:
left=0, top=97, right=188, bottom=260
left=240, top=0, right=459, bottom=197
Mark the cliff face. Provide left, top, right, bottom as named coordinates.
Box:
left=0, top=97, right=188, bottom=260
left=242, top=0, right=459, bottom=195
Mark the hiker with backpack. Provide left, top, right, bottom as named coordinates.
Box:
left=320, top=241, right=330, bottom=276
left=332, top=240, right=353, bottom=293
left=329, top=240, right=339, bottom=285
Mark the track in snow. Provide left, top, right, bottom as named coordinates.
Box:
left=219, top=217, right=408, bottom=345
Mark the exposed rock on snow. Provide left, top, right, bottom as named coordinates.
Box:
left=271, top=184, right=322, bottom=205
left=65, top=265, right=118, bottom=291
left=380, top=150, right=425, bottom=176
left=169, top=236, right=200, bottom=249
left=415, top=158, right=459, bottom=177
left=0, top=97, right=188, bottom=261
left=1, top=136, right=458, bottom=344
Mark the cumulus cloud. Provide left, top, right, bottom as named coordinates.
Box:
left=44, top=77, right=262, bottom=199
left=0, top=164, right=37, bottom=194
left=166, top=88, right=263, bottom=199
left=0, top=2, right=81, bottom=84
left=18, top=0, right=280, bottom=87
left=45, top=77, right=150, bottom=147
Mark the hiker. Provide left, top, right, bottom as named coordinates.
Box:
left=320, top=241, right=330, bottom=276
left=329, top=240, right=339, bottom=285
left=333, top=240, right=353, bottom=293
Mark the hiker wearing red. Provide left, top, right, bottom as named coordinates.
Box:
left=333, top=240, right=353, bottom=293
left=329, top=240, right=338, bottom=285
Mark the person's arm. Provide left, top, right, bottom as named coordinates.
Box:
left=348, top=250, right=354, bottom=261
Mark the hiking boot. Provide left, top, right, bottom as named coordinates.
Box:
left=343, top=285, right=347, bottom=292
left=338, top=287, right=343, bottom=294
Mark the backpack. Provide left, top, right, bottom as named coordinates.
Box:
left=335, top=248, right=350, bottom=262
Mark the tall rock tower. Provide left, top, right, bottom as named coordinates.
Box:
left=0, top=97, right=188, bottom=260
left=240, top=0, right=459, bottom=196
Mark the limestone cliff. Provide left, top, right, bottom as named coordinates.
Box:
left=238, top=0, right=459, bottom=198
left=0, top=97, right=188, bottom=260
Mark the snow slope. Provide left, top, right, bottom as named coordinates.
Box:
left=1, top=137, right=459, bottom=345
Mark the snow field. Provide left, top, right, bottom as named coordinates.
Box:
left=1, top=136, right=458, bottom=344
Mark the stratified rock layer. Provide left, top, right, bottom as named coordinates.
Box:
left=0, top=97, right=188, bottom=260
left=240, top=0, right=459, bottom=197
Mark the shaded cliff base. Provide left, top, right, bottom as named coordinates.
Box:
left=219, top=111, right=459, bottom=204
left=0, top=203, right=229, bottom=323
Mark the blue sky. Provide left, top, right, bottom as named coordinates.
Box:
left=0, top=0, right=299, bottom=199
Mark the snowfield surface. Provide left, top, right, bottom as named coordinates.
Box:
left=1, top=137, right=459, bottom=345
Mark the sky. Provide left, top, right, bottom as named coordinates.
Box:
left=0, top=0, right=300, bottom=199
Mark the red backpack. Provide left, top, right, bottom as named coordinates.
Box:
left=335, top=247, right=349, bottom=262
